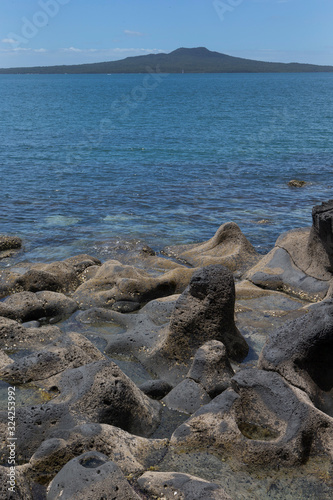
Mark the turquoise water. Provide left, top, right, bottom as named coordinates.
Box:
left=1, top=73, right=333, bottom=263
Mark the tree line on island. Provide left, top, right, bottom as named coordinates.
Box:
left=1, top=47, right=333, bottom=74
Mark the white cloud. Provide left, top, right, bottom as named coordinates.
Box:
left=2, top=38, right=17, bottom=44
left=124, top=30, right=144, bottom=37
left=63, top=46, right=82, bottom=52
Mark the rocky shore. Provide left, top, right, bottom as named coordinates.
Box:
left=0, top=201, right=332, bottom=499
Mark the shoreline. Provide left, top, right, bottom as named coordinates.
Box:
left=0, top=203, right=332, bottom=499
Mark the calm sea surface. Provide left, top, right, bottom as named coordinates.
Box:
left=1, top=72, right=333, bottom=264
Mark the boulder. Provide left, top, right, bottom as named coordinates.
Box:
left=171, top=369, right=333, bottom=466
left=2, top=291, right=77, bottom=322
left=29, top=423, right=168, bottom=480
left=0, top=332, right=105, bottom=384
left=139, top=379, right=173, bottom=400
left=46, top=359, right=161, bottom=437
left=163, top=378, right=211, bottom=414
left=245, top=245, right=329, bottom=301
left=0, top=360, right=162, bottom=463
left=72, top=259, right=194, bottom=310
left=246, top=201, right=333, bottom=301
left=0, top=235, right=22, bottom=252
left=0, top=316, right=62, bottom=350
left=46, top=452, right=141, bottom=500
left=162, top=265, right=249, bottom=362
left=258, top=299, right=333, bottom=410
left=137, top=471, right=232, bottom=500
left=1, top=254, right=101, bottom=296
left=187, top=340, right=234, bottom=397
left=163, top=222, right=259, bottom=272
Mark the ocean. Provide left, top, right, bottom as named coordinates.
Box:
left=1, top=72, right=333, bottom=264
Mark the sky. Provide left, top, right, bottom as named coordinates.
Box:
left=0, top=0, right=333, bottom=68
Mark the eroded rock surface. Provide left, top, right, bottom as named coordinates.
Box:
left=164, top=222, right=259, bottom=272
left=171, top=369, right=333, bottom=466
left=0, top=254, right=101, bottom=298
left=0, top=332, right=104, bottom=384
left=138, top=471, right=232, bottom=500
left=258, top=299, right=333, bottom=413
left=2, top=290, right=77, bottom=322
left=246, top=200, right=333, bottom=301
left=162, top=265, right=249, bottom=362
left=72, top=259, right=194, bottom=310
left=46, top=452, right=141, bottom=500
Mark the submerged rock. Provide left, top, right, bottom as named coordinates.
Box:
left=0, top=235, right=22, bottom=251
left=288, top=179, right=307, bottom=187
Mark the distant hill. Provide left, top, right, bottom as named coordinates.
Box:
left=1, top=47, right=333, bottom=74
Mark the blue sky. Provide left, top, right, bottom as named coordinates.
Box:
left=0, top=0, right=332, bottom=68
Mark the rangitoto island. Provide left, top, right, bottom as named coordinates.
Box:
left=0, top=200, right=332, bottom=498
left=1, top=47, right=333, bottom=74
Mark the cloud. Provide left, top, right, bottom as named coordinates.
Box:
left=2, top=38, right=17, bottom=44
left=124, top=30, right=144, bottom=37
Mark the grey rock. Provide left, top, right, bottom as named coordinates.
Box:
left=163, top=378, right=211, bottom=414
left=0, top=332, right=105, bottom=384
left=0, top=302, right=19, bottom=320
left=0, top=350, right=12, bottom=370
left=163, top=265, right=249, bottom=362
left=0, top=464, right=34, bottom=500
left=246, top=201, right=333, bottom=301
left=187, top=340, right=234, bottom=397
left=72, top=259, right=193, bottom=310
left=171, top=369, right=333, bottom=466
left=14, top=269, right=63, bottom=293
left=138, top=471, right=232, bottom=500
left=139, top=379, right=173, bottom=400
left=2, top=291, right=77, bottom=322
left=46, top=452, right=141, bottom=500
left=0, top=316, right=62, bottom=350
left=258, top=299, right=333, bottom=409
left=163, top=222, right=259, bottom=272
left=0, top=235, right=22, bottom=251
left=311, top=199, right=333, bottom=273
left=246, top=246, right=329, bottom=301
left=50, top=359, right=161, bottom=437
left=29, top=423, right=168, bottom=480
